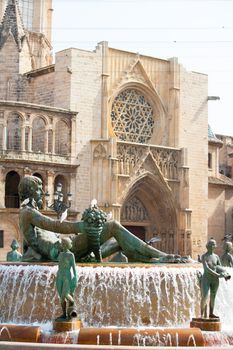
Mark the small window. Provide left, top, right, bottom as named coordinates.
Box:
left=0, top=231, right=4, bottom=248
left=208, top=153, right=212, bottom=169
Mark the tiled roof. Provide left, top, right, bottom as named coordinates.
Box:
left=208, top=125, right=222, bottom=145
left=209, top=174, right=233, bottom=187
left=0, top=0, right=26, bottom=51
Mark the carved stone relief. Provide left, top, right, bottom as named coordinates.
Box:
left=121, top=197, right=149, bottom=222
left=93, top=144, right=107, bottom=160
left=117, top=142, right=179, bottom=180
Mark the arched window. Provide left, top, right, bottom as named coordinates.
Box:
left=55, top=121, right=70, bottom=155
left=111, top=89, right=155, bottom=143
left=5, top=171, right=20, bottom=208
left=32, top=117, right=46, bottom=153
left=7, top=114, right=22, bottom=150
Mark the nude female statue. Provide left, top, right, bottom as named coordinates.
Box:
left=200, top=238, right=231, bottom=319
left=18, top=175, right=179, bottom=263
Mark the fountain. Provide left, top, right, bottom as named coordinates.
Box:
left=0, top=175, right=233, bottom=348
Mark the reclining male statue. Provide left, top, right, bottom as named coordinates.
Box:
left=19, top=175, right=183, bottom=263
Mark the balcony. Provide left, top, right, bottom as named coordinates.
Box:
left=0, top=149, right=71, bottom=165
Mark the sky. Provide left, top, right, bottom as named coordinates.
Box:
left=52, top=0, right=233, bottom=136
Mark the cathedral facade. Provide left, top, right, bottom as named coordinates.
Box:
left=0, top=0, right=232, bottom=260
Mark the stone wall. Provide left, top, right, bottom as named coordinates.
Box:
left=56, top=46, right=103, bottom=213
left=27, top=71, right=55, bottom=106
left=179, top=67, right=209, bottom=257
left=208, top=184, right=233, bottom=255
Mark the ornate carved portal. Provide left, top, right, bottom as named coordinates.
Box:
left=121, top=197, right=149, bottom=222
left=120, top=175, right=178, bottom=254
left=121, top=197, right=149, bottom=242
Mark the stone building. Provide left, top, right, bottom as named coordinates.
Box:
left=216, top=134, right=233, bottom=178
left=208, top=128, right=233, bottom=253
left=0, top=0, right=232, bottom=260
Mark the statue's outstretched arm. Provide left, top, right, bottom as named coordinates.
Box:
left=23, top=207, right=85, bottom=234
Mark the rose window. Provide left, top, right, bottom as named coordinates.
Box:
left=111, top=89, right=154, bottom=143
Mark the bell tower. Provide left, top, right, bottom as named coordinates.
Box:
left=0, top=0, right=53, bottom=70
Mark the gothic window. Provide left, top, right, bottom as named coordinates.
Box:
left=7, top=114, right=22, bottom=151
left=5, top=171, right=20, bottom=208
left=55, top=121, right=70, bottom=155
left=18, top=0, right=34, bottom=30
left=111, top=89, right=155, bottom=143
left=32, top=117, right=46, bottom=153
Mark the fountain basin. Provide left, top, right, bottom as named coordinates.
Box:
left=0, top=263, right=201, bottom=327
left=0, top=324, right=41, bottom=343
left=0, top=324, right=204, bottom=347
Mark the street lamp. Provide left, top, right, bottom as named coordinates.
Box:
left=45, top=183, right=72, bottom=222
left=207, top=96, right=220, bottom=101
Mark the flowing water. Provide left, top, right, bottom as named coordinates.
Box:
left=0, top=264, right=232, bottom=330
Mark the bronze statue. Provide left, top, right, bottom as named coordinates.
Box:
left=81, top=200, right=107, bottom=262
left=18, top=175, right=182, bottom=263
left=56, top=238, right=78, bottom=320
left=200, top=238, right=231, bottom=319
left=7, top=239, right=22, bottom=262
left=221, top=241, right=233, bottom=267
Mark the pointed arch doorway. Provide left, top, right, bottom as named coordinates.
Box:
left=120, top=174, right=178, bottom=254
left=121, top=197, right=149, bottom=242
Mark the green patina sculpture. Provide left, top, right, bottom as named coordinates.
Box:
left=221, top=241, right=233, bottom=267
left=6, top=239, right=22, bottom=262
left=200, top=238, right=231, bottom=319
left=56, top=238, right=78, bottom=320
left=81, top=200, right=107, bottom=262
left=18, top=175, right=182, bottom=263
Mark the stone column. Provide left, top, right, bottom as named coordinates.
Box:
left=0, top=166, right=6, bottom=208
left=45, top=129, right=49, bottom=153
left=101, top=42, right=110, bottom=139
left=168, top=58, right=180, bottom=148
left=52, top=130, right=55, bottom=154
left=70, top=173, right=77, bottom=211
left=2, top=123, right=7, bottom=150
left=47, top=170, right=55, bottom=205
left=70, top=116, right=77, bottom=161
left=28, top=127, right=32, bottom=152
left=21, top=126, right=26, bottom=151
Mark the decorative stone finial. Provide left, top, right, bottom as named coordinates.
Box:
left=0, top=0, right=26, bottom=51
